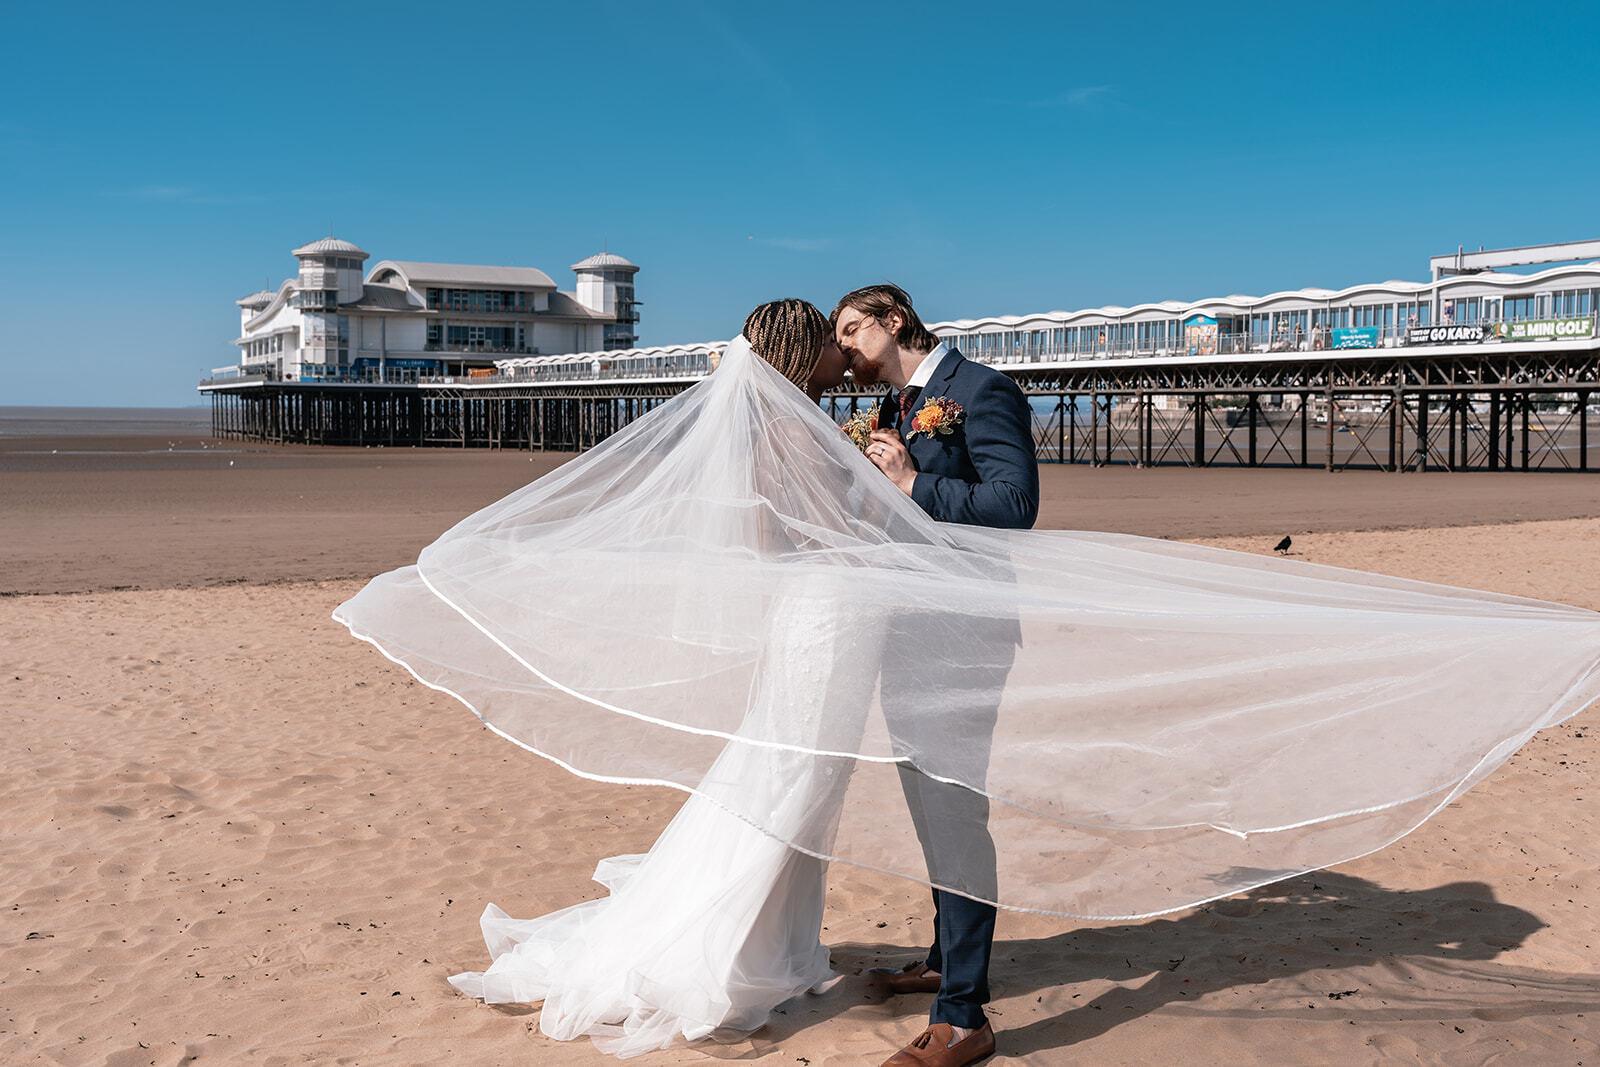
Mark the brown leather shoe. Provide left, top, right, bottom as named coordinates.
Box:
left=866, top=960, right=943, bottom=995
left=882, top=1021, right=996, bottom=1066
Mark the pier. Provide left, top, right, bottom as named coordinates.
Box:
left=205, top=238, right=1600, bottom=472
left=202, top=333, right=1600, bottom=472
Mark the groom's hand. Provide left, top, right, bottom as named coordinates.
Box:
left=867, top=430, right=917, bottom=497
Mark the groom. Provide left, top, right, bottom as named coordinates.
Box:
left=832, top=284, right=1039, bottom=1067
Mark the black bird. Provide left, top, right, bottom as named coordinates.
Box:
left=1273, top=535, right=1292, bottom=555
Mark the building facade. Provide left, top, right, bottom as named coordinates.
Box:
left=935, top=259, right=1600, bottom=367
left=491, top=239, right=1600, bottom=384
left=225, top=238, right=639, bottom=382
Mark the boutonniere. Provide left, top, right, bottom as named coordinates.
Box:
left=906, top=396, right=965, bottom=442
left=840, top=405, right=882, bottom=453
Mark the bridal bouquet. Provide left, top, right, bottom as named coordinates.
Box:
left=840, top=406, right=881, bottom=452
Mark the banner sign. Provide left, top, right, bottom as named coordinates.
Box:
left=1405, top=324, right=1489, bottom=346
left=352, top=357, right=443, bottom=371
left=1499, top=317, right=1596, bottom=342
left=1331, top=326, right=1380, bottom=349
left=1184, top=314, right=1218, bottom=357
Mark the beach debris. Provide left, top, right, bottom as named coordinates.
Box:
left=1273, top=535, right=1292, bottom=555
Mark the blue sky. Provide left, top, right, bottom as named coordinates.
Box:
left=3, top=1, right=1597, bottom=406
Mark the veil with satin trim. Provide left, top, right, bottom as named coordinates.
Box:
left=334, top=335, right=1600, bottom=919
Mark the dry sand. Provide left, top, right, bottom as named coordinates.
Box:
left=3, top=435, right=1599, bottom=1065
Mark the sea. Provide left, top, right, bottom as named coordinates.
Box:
left=0, top=406, right=213, bottom=438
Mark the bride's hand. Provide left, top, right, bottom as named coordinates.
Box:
left=867, top=430, right=916, bottom=496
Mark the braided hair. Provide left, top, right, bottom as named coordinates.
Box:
left=742, top=299, right=830, bottom=389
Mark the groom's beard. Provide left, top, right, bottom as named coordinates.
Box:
left=847, top=355, right=881, bottom=386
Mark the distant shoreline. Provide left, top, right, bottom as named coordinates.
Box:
left=0, top=405, right=212, bottom=438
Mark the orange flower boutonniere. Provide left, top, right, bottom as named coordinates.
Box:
left=906, top=396, right=965, bottom=442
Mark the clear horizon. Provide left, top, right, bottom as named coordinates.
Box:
left=3, top=1, right=1597, bottom=407
left=0, top=403, right=210, bottom=411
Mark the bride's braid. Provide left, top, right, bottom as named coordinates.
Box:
left=743, top=299, right=830, bottom=388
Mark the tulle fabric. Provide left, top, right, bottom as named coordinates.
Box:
left=445, top=579, right=878, bottom=1056
left=335, top=335, right=1600, bottom=922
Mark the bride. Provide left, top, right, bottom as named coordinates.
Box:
left=335, top=297, right=1600, bottom=1059
left=375, top=300, right=878, bottom=1058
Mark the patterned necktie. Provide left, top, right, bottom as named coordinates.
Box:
left=898, top=386, right=921, bottom=424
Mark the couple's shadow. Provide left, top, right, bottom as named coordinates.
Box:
left=734, top=871, right=1600, bottom=1059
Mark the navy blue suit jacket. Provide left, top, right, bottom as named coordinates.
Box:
left=879, top=348, right=1040, bottom=530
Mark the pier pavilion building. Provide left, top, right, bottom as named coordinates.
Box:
left=227, top=238, right=639, bottom=384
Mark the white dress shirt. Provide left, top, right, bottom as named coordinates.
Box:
left=904, top=342, right=950, bottom=391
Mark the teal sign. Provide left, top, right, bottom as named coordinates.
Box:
left=1331, top=326, right=1379, bottom=349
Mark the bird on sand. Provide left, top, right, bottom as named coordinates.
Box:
left=1273, top=535, right=1292, bottom=555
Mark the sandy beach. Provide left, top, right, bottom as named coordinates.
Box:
left=4, top=432, right=1598, bottom=1065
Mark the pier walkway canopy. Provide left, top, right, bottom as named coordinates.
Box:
left=497, top=344, right=721, bottom=383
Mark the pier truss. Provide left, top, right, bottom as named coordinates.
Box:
left=206, top=345, right=1600, bottom=472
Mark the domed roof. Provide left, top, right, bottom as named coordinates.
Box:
left=293, top=236, right=369, bottom=259
left=571, top=251, right=638, bottom=273
left=236, top=288, right=276, bottom=307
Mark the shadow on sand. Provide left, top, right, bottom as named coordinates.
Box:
left=735, top=871, right=1600, bottom=1060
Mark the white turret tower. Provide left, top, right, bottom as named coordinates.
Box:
left=572, top=252, right=640, bottom=349
left=235, top=289, right=275, bottom=332
left=291, top=237, right=368, bottom=372
left=292, top=237, right=369, bottom=309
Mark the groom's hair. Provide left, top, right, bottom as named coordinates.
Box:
left=831, top=284, right=939, bottom=354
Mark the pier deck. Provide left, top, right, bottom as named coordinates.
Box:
left=201, top=340, right=1600, bottom=472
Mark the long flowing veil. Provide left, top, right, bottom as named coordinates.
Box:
left=335, top=335, right=1600, bottom=919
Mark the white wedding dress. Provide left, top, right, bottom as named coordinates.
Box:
left=447, top=578, right=883, bottom=1058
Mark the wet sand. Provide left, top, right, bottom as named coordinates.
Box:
left=3, top=432, right=1598, bottom=596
